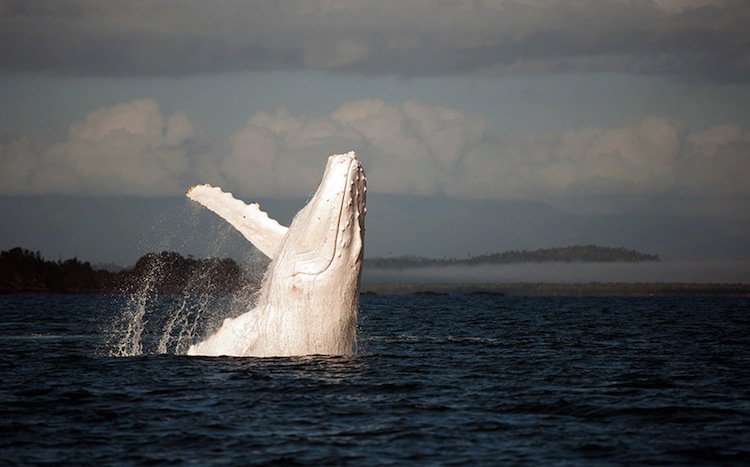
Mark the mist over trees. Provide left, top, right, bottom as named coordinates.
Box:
left=364, top=245, right=659, bottom=269
left=3, top=246, right=749, bottom=296
left=2, top=244, right=658, bottom=294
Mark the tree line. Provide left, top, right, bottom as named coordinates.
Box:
left=0, top=247, right=254, bottom=294
left=363, top=245, right=659, bottom=269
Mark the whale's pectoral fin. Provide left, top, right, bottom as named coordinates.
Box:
left=187, top=184, right=288, bottom=259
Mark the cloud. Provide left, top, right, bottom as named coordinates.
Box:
left=222, top=99, right=750, bottom=199
left=2, top=97, right=749, bottom=199
left=223, top=100, right=491, bottom=197
left=0, top=99, right=217, bottom=195
left=1, top=0, right=749, bottom=82
left=681, top=125, right=750, bottom=195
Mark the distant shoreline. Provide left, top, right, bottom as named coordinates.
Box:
left=364, top=245, right=659, bottom=269
left=3, top=247, right=748, bottom=297
left=359, top=282, right=750, bottom=297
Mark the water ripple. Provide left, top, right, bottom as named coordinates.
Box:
left=1, top=294, right=749, bottom=464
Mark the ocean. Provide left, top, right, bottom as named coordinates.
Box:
left=1, top=293, right=749, bottom=465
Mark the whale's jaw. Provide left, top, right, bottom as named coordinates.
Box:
left=274, top=152, right=366, bottom=279
left=186, top=152, right=366, bottom=357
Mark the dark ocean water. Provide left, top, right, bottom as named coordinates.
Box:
left=1, top=293, right=749, bottom=465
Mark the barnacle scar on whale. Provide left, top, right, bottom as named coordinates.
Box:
left=186, top=151, right=366, bottom=357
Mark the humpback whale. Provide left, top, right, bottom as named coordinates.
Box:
left=186, top=152, right=366, bottom=357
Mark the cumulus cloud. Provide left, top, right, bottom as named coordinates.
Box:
left=0, top=99, right=216, bottom=195
left=1, top=0, right=749, bottom=82
left=2, top=97, right=749, bottom=199
left=223, top=100, right=491, bottom=197
left=221, top=99, right=750, bottom=199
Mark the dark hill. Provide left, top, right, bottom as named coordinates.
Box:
left=0, top=247, right=254, bottom=294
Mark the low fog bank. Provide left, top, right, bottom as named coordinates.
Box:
left=363, top=261, right=750, bottom=285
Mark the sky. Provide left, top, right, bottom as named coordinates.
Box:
left=1, top=0, right=750, bottom=275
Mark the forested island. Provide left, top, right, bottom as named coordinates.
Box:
left=0, top=247, right=252, bottom=294
left=364, top=245, right=659, bottom=269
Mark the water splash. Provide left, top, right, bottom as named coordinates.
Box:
left=108, top=255, right=163, bottom=357
left=106, top=202, right=265, bottom=357
left=108, top=262, right=260, bottom=357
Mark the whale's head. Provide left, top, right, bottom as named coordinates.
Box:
left=261, top=151, right=366, bottom=354
left=279, top=151, right=366, bottom=278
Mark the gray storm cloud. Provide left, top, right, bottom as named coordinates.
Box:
left=2, top=98, right=749, bottom=199
left=1, top=0, right=749, bottom=82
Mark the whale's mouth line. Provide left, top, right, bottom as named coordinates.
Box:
left=294, top=156, right=358, bottom=277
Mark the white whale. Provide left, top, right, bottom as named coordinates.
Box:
left=186, top=152, right=366, bottom=357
